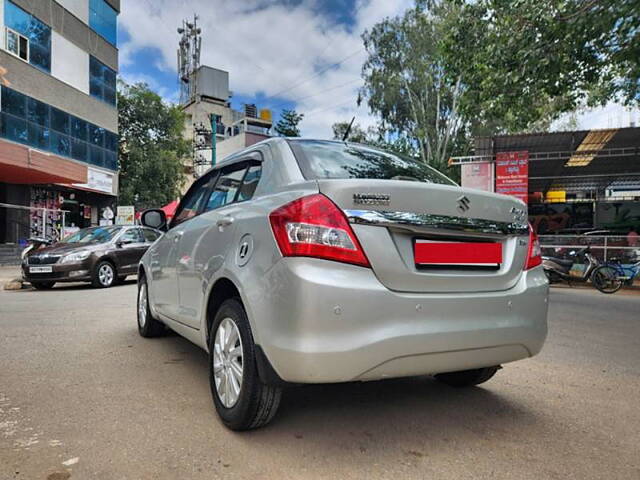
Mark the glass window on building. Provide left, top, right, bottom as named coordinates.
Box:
left=0, top=85, right=118, bottom=171
left=89, top=56, right=116, bottom=106
left=89, top=0, right=117, bottom=46
left=4, top=0, right=51, bottom=72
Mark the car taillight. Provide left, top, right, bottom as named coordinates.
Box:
left=525, top=224, right=542, bottom=270
left=269, top=194, right=370, bottom=267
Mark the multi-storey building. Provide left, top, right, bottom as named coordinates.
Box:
left=182, top=66, right=272, bottom=187
left=0, top=0, right=119, bottom=248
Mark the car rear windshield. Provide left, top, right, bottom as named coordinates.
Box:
left=61, top=226, right=121, bottom=244
left=289, top=140, right=456, bottom=186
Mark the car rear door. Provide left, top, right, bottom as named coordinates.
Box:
left=175, top=159, right=261, bottom=329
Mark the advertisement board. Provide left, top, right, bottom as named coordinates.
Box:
left=116, top=206, right=135, bottom=226
left=495, top=151, right=529, bottom=203
left=461, top=162, right=494, bottom=192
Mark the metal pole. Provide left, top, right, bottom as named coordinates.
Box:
left=210, top=114, right=217, bottom=167
left=604, top=236, right=608, bottom=262
left=42, top=209, right=46, bottom=239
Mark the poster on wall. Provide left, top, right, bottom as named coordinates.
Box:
left=461, top=162, right=494, bottom=192
left=495, top=151, right=529, bottom=204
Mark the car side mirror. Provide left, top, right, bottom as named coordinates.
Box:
left=141, top=209, right=167, bottom=231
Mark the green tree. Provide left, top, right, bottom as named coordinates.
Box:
left=274, top=109, right=304, bottom=137
left=117, top=81, right=189, bottom=209
left=439, top=0, right=640, bottom=131
left=361, top=4, right=466, bottom=175
left=332, top=121, right=372, bottom=143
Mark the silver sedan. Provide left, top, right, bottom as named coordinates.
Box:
left=138, top=138, right=548, bottom=430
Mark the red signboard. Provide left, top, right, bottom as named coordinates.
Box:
left=495, top=151, right=529, bottom=204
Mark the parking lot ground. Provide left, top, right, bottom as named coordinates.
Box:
left=1, top=282, right=639, bottom=480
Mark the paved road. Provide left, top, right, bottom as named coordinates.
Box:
left=1, top=282, right=639, bottom=480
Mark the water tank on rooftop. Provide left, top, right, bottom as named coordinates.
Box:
left=259, top=109, right=272, bottom=123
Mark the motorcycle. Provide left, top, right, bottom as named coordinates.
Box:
left=542, top=246, right=600, bottom=285
left=21, top=237, right=52, bottom=261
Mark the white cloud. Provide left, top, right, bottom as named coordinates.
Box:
left=118, top=0, right=412, bottom=137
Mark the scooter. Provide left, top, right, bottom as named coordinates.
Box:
left=21, top=237, right=52, bottom=261
left=542, top=246, right=600, bottom=285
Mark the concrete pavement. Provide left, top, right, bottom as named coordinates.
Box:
left=1, top=282, right=639, bottom=479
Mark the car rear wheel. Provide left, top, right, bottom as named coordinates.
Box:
left=435, top=366, right=499, bottom=387
left=92, top=261, right=116, bottom=288
left=137, top=276, right=164, bottom=337
left=31, top=281, right=55, bottom=290
left=209, top=298, right=282, bottom=431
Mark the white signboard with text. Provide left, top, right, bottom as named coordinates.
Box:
left=74, top=168, right=114, bottom=195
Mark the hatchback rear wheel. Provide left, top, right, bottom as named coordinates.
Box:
left=209, top=298, right=282, bottom=430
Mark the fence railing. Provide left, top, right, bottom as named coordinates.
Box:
left=539, top=235, right=639, bottom=263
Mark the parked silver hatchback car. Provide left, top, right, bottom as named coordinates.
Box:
left=138, top=138, right=548, bottom=430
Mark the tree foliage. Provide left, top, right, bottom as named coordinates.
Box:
left=274, top=109, right=304, bottom=137
left=440, top=0, right=640, bottom=132
left=117, top=81, right=189, bottom=209
left=361, top=4, right=467, bottom=175
left=361, top=0, right=639, bottom=172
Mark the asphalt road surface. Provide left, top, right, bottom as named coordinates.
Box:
left=1, top=281, right=639, bottom=480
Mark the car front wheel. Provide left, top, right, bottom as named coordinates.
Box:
left=209, top=298, right=282, bottom=430
left=92, top=260, right=116, bottom=288
left=137, top=276, right=164, bottom=337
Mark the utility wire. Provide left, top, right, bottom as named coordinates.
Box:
left=264, top=47, right=365, bottom=101
left=268, top=78, right=362, bottom=110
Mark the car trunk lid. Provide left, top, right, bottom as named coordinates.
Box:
left=317, top=179, right=529, bottom=293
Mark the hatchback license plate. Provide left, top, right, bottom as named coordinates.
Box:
left=414, top=240, right=502, bottom=266
left=29, top=266, right=53, bottom=273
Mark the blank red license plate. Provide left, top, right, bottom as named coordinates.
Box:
left=414, top=240, right=502, bottom=266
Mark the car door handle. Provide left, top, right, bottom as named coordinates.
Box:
left=216, top=216, right=234, bottom=227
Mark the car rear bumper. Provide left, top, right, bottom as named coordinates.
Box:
left=252, top=258, right=549, bottom=383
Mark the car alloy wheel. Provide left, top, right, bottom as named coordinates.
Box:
left=138, top=282, right=148, bottom=328
left=98, top=263, right=114, bottom=287
left=213, top=317, right=244, bottom=408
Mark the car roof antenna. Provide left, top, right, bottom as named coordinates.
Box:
left=342, top=116, right=355, bottom=142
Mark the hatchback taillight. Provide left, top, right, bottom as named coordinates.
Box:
left=525, top=224, right=542, bottom=270
left=269, top=194, right=370, bottom=267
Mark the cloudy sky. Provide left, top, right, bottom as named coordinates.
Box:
left=118, top=0, right=639, bottom=138
left=117, top=0, right=412, bottom=138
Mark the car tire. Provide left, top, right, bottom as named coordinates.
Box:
left=31, top=281, right=55, bottom=290
left=209, top=298, right=282, bottom=431
left=137, top=276, right=164, bottom=337
left=435, top=366, right=499, bottom=388
left=92, top=260, right=116, bottom=288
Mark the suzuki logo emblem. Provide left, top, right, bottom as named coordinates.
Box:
left=457, top=195, right=471, bottom=213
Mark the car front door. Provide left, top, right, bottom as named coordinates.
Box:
left=175, top=160, right=261, bottom=329
left=113, top=227, right=146, bottom=275
left=148, top=176, right=210, bottom=320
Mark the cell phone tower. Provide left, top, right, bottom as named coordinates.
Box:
left=177, top=14, right=202, bottom=105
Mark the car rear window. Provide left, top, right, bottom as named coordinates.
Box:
left=288, top=140, right=456, bottom=186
